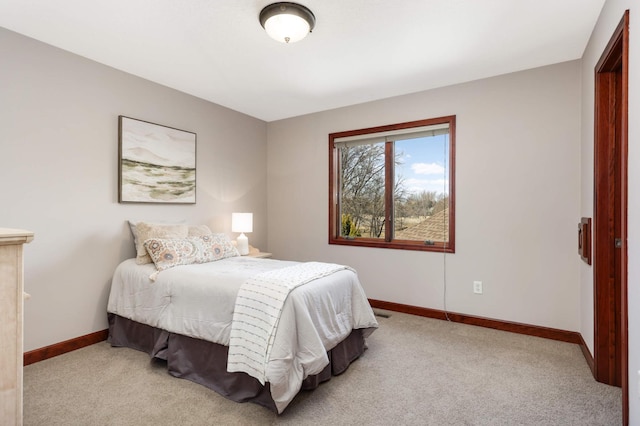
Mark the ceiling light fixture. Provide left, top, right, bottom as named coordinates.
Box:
left=259, top=2, right=316, bottom=44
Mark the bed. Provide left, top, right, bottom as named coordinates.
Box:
left=106, top=251, right=378, bottom=413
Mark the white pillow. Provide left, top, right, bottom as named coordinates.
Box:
left=128, top=221, right=215, bottom=264
left=129, top=220, right=186, bottom=249
left=131, top=222, right=189, bottom=265
left=187, top=224, right=213, bottom=237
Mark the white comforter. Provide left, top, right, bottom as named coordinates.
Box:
left=107, top=256, right=378, bottom=412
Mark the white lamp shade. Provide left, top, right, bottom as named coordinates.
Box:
left=264, top=14, right=310, bottom=43
left=232, top=213, right=253, bottom=233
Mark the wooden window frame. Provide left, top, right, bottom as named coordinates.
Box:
left=328, top=115, right=456, bottom=253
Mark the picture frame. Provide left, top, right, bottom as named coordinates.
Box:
left=118, top=116, right=196, bottom=204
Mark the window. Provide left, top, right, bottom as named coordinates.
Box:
left=329, top=116, right=455, bottom=253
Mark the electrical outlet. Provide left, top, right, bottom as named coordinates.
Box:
left=473, top=281, right=483, bottom=294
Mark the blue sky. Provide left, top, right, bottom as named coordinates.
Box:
left=395, top=134, right=449, bottom=195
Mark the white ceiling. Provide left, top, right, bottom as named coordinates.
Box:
left=0, top=0, right=605, bottom=122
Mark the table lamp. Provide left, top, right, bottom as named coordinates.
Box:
left=232, top=213, right=253, bottom=255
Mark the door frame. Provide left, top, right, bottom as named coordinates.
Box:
left=593, top=9, right=629, bottom=425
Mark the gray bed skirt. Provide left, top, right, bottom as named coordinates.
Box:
left=107, top=313, right=368, bottom=412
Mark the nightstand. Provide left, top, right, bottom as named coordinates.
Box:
left=246, top=245, right=272, bottom=258
left=247, top=251, right=272, bottom=259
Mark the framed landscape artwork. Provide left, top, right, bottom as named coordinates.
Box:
left=118, top=116, right=196, bottom=204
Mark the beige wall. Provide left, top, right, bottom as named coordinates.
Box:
left=0, top=27, right=268, bottom=351
left=5, top=4, right=637, bottom=418
left=580, top=0, right=639, bottom=421
left=267, top=61, right=582, bottom=331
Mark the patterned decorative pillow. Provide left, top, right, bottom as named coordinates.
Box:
left=206, top=233, right=240, bottom=259
left=129, top=220, right=212, bottom=265
left=144, top=234, right=239, bottom=273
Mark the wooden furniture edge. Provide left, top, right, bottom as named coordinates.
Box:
left=0, top=228, right=34, bottom=245
left=368, top=299, right=584, bottom=345
left=24, top=329, right=108, bottom=366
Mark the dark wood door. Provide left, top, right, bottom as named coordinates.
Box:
left=593, top=10, right=628, bottom=425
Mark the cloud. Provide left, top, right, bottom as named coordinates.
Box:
left=411, top=162, right=445, bottom=175
left=404, top=177, right=448, bottom=194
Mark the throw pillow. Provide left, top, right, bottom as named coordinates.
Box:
left=133, top=222, right=189, bottom=265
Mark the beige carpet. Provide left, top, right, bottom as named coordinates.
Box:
left=24, top=311, right=621, bottom=425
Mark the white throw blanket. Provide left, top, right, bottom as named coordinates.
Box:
left=227, top=262, right=353, bottom=384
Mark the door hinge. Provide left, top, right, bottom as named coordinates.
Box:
left=614, top=238, right=623, bottom=248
